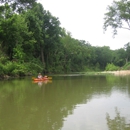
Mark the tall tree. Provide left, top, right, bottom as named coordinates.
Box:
left=103, top=0, right=130, bottom=36
left=43, top=10, right=62, bottom=72
left=25, top=3, right=45, bottom=65
left=0, top=3, right=34, bottom=60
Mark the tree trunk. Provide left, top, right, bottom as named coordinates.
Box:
left=41, top=47, right=45, bottom=67
left=125, top=57, right=128, bottom=64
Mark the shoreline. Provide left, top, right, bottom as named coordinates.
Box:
left=101, top=70, right=130, bottom=76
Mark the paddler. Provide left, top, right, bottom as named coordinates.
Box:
left=38, top=73, right=43, bottom=79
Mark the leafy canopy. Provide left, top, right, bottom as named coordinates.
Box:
left=0, top=0, right=37, bottom=13
left=103, top=0, right=130, bottom=36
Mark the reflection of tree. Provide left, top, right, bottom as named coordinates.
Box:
left=106, top=108, right=130, bottom=130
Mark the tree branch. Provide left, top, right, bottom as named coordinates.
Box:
left=121, top=26, right=130, bottom=30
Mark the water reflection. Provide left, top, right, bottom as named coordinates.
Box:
left=106, top=108, right=130, bottom=130
left=32, top=80, right=52, bottom=86
left=0, top=75, right=130, bottom=130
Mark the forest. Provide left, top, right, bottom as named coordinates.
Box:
left=0, top=0, right=130, bottom=78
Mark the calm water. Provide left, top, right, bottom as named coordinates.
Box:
left=0, top=75, right=130, bottom=130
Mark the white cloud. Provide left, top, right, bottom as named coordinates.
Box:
left=38, top=0, right=130, bottom=50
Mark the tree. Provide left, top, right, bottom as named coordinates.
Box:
left=112, top=48, right=126, bottom=66
left=94, top=46, right=112, bottom=70
left=0, top=0, right=37, bottom=13
left=43, top=10, right=62, bottom=72
left=124, top=42, right=130, bottom=63
left=25, top=3, right=45, bottom=64
left=103, top=0, right=130, bottom=36
left=0, top=3, right=34, bottom=60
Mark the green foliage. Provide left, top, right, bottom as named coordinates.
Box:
left=27, top=62, right=43, bottom=75
left=104, top=0, right=130, bottom=36
left=0, top=56, right=8, bottom=64
left=4, top=62, right=17, bottom=74
left=0, top=63, right=5, bottom=75
left=112, top=48, right=126, bottom=67
left=0, top=59, right=44, bottom=77
left=25, top=3, right=45, bottom=64
left=3, top=62, right=26, bottom=76
left=93, top=46, right=113, bottom=70
left=0, top=45, right=8, bottom=64
left=122, top=62, right=130, bottom=70
left=13, top=44, right=25, bottom=62
left=0, top=0, right=37, bottom=13
left=0, top=4, right=34, bottom=60
left=124, top=42, right=130, bottom=63
left=105, top=63, right=119, bottom=71
left=0, top=1, right=129, bottom=78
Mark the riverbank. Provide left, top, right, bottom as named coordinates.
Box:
left=101, top=70, right=130, bottom=76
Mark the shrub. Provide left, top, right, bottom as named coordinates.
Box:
left=105, top=63, right=119, bottom=71
left=0, top=63, right=5, bottom=76
left=4, top=62, right=27, bottom=76
left=123, top=62, right=130, bottom=70
left=4, top=62, right=17, bottom=75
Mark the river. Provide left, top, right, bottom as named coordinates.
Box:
left=0, top=74, right=130, bottom=130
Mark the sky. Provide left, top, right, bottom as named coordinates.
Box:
left=38, top=0, right=130, bottom=50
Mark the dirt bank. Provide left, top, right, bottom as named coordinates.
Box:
left=102, top=70, right=130, bottom=76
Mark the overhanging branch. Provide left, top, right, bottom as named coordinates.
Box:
left=121, top=26, right=130, bottom=30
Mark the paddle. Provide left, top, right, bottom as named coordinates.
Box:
left=46, top=77, right=52, bottom=80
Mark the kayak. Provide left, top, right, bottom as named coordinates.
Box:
left=33, top=80, right=52, bottom=84
left=33, top=77, right=52, bottom=81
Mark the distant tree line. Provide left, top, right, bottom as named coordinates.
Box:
left=0, top=0, right=130, bottom=78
